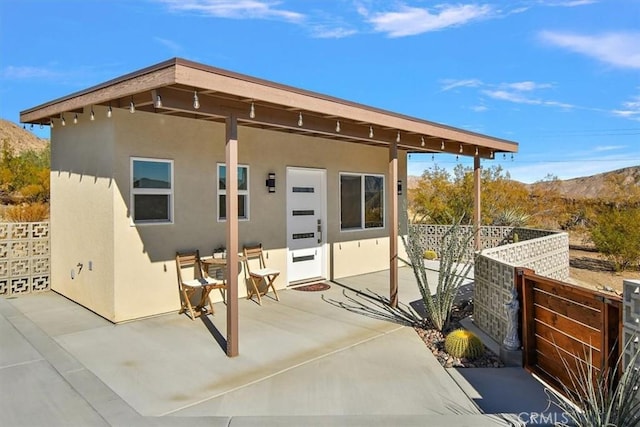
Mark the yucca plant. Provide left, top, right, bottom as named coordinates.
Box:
left=402, top=217, right=475, bottom=331
left=493, top=208, right=531, bottom=227
left=547, top=337, right=640, bottom=427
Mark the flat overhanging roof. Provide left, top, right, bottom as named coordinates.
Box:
left=20, top=57, right=518, bottom=158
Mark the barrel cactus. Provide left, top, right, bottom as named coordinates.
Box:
left=423, top=250, right=438, bottom=260
left=444, top=329, right=484, bottom=359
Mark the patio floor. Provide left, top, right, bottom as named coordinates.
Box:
left=0, top=267, right=534, bottom=426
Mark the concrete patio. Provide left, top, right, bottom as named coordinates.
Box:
left=1, top=267, right=552, bottom=426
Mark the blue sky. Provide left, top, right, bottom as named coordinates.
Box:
left=1, top=0, right=638, bottom=183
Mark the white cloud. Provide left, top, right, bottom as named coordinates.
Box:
left=482, top=89, right=541, bottom=104
left=310, top=26, right=357, bottom=39
left=612, top=95, right=640, bottom=121
left=1, top=66, right=59, bottom=79
left=505, top=81, right=552, bottom=91
left=367, top=4, right=493, bottom=37
left=440, top=78, right=575, bottom=112
left=538, top=0, right=598, bottom=6
left=441, top=78, right=483, bottom=91
left=594, top=145, right=626, bottom=152
left=543, top=100, right=575, bottom=109
left=479, top=81, right=577, bottom=110
left=539, top=30, right=640, bottom=69
left=154, top=37, right=182, bottom=53
left=156, top=0, right=304, bottom=22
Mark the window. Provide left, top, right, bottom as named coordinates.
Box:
left=131, top=158, right=173, bottom=224
left=340, top=173, right=384, bottom=230
left=217, top=164, right=249, bottom=221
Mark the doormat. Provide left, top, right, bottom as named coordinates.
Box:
left=291, top=283, right=331, bottom=292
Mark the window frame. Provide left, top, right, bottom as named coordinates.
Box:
left=130, top=157, right=174, bottom=225
left=217, top=163, right=250, bottom=222
left=339, top=172, right=385, bottom=231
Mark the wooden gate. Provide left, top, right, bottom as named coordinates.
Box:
left=516, top=268, right=622, bottom=398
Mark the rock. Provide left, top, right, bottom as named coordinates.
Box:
left=414, top=299, right=505, bottom=369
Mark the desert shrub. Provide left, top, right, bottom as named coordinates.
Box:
left=423, top=250, right=437, bottom=260
left=0, top=139, right=50, bottom=202
left=3, top=203, right=49, bottom=222
left=590, top=207, right=640, bottom=271
left=444, top=329, right=484, bottom=359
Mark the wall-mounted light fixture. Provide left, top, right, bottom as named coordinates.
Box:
left=193, top=90, right=200, bottom=110
left=397, top=180, right=403, bottom=195
left=249, top=102, right=255, bottom=119
left=266, top=172, right=276, bottom=193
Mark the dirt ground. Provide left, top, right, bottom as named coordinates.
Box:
left=568, top=248, right=640, bottom=294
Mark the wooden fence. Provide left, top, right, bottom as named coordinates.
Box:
left=516, top=267, right=622, bottom=398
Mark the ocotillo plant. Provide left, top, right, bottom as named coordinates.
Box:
left=402, top=217, right=475, bottom=331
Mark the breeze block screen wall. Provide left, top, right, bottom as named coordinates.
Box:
left=0, top=222, right=50, bottom=296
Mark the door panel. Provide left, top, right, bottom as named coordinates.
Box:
left=287, top=168, right=326, bottom=284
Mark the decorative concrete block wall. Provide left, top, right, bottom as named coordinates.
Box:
left=473, top=255, right=515, bottom=344
left=409, top=225, right=512, bottom=261
left=473, top=231, right=569, bottom=343
left=0, top=222, right=50, bottom=296
left=409, top=225, right=559, bottom=262
left=623, top=279, right=640, bottom=377
left=408, top=224, right=568, bottom=343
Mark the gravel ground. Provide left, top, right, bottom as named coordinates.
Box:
left=414, top=300, right=504, bottom=368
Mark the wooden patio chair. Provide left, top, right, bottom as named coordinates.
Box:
left=175, top=250, right=226, bottom=320
left=243, top=244, right=280, bottom=305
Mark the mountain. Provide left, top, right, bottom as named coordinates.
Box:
left=526, top=166, right=640, bottom=200
left=407, top=166, right=640, bottom=201
left=0, top=119, right=49, bottom=154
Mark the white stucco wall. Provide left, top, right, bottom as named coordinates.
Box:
left=50, top=106, right=116, bottom=320
left=51, top=107, right=407, bottom=322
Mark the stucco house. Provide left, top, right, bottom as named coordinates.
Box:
left=20, top=58, right=517, bottom=355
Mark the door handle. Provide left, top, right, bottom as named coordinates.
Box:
left=317, top=219, right=322, bottom=244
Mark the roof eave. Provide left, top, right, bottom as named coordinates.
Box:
left=19, top=57, right=518, bottom=155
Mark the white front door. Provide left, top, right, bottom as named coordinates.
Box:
left=286, top=167, right=326, bottom=284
